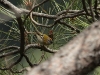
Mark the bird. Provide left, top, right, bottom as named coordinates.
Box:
left=35, top=31, right=53, bottom=45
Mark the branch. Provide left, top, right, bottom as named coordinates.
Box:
left=88, top=0, right=96, bottom=21
left=26, top=21, right=100, bottom=75
left=32, top=0, right=50, bottom=9
left=1, top=0, right=100, bottom=28
left=0, top=0, right=25, bottom=54
left=0, top=46, right=20, bottom=53
left=0, top=50, right=19, bottom=58
left=82, top=0, right=89, bottom=15
left=25, top=44, right=58, bottom=53
left=0, top=0, right=22, bottom=15
left=0, top=56, right=23, bottom=70
left=23, top=0, right=50, bottom=25
left=0, top=43, right=57, bottom=59
left=16, top=17, right=25, bottom=55
left=94, top=0, right=99, bottom=19
left=24, top=54, right=33, bottom=67
left=58, top=21, right=80, bottom=33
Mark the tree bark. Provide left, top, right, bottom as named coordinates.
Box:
left=26, top=21, right=100, bottom=75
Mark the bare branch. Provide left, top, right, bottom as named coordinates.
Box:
left=25, top=44, right=58, bottom=53
left=23, top=0, right=51, bottom=25
left=0, top=46, right=19, bottom=53
left=16, top=17, right=25, bottom=55
left=0, top=56, right=23, bottom=70
left=58, top=21, right=80, bottom=33
left=24, top=54, right=33, bottom=67
left=88, top=0, right=96, bottom=21
left=82, top=0, right=89, bottom=15
left=94, top=0, right=99, bottom=19
left=0, top=0, right=22, bottom=15
left=0, top=50, right=19, bottom=58
left=32, top=0, right=50, bottom=9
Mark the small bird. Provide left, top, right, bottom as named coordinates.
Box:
left=35, top=31, right=53, bottom=45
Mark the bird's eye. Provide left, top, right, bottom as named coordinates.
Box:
left=40, top=34, right=43, bottom=38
